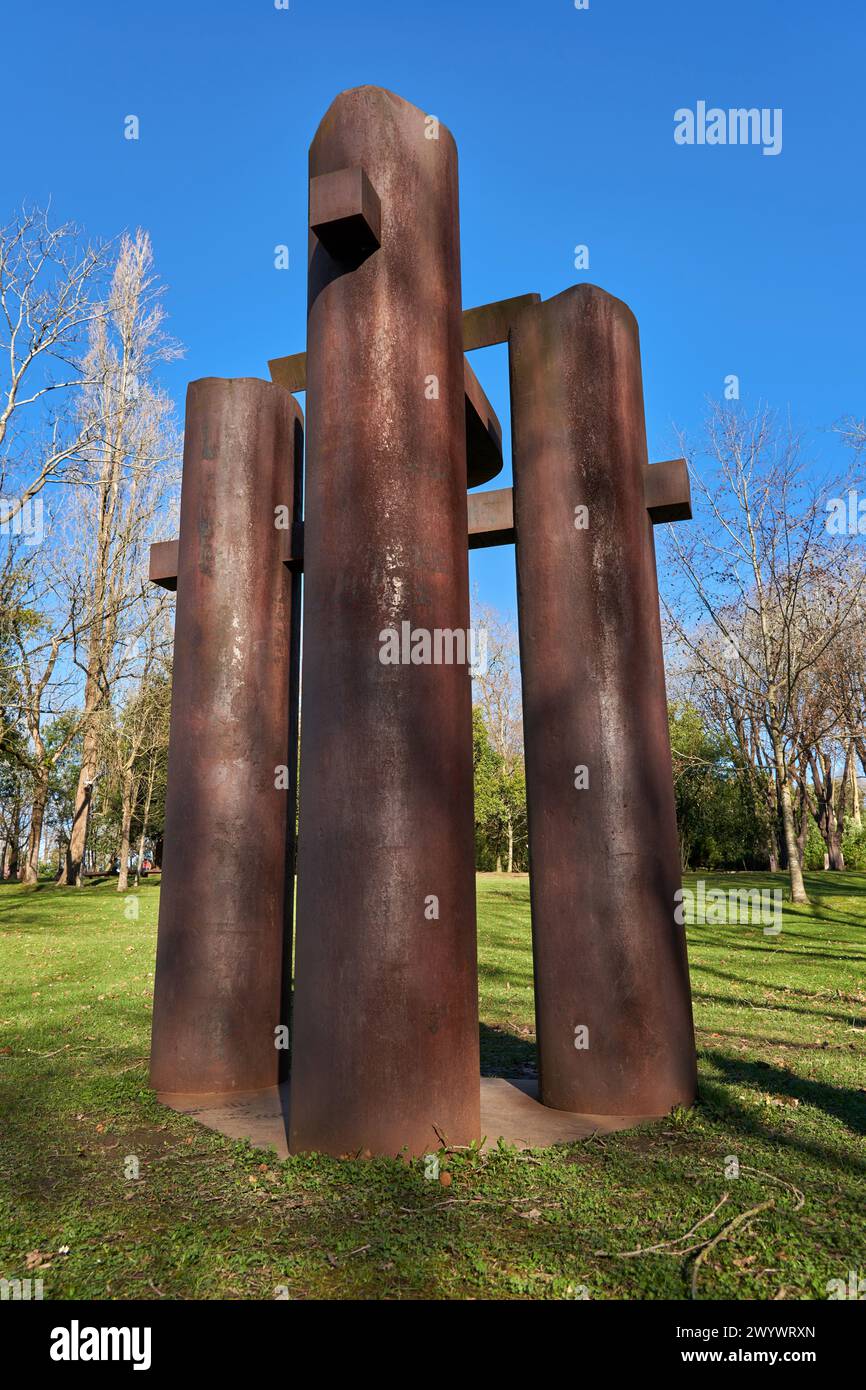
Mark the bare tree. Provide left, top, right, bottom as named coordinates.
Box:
left=4, top=554, right=85, bottom=882
left=662, top=403, right=866, bottom=903
left=0, top=205, right=109, bottom=519
left=104, top=617, right=171, bottom=892
left=59, top=230, right=181, bottom=885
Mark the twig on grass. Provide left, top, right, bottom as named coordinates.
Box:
left=739, top=1166, right=804, bottom=1210
left=595, top=1193, right=731, bottom=1258
left=690, top=1200, right=775, bottom=1299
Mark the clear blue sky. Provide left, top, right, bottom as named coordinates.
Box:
left=4, top=0, right=863, bottom=613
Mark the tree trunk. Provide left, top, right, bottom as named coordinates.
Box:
left=134, top=762, right=156, bottom=887
left=769, top=723, right=808, bottom=903
left=22, top=776, right=48, bottom=885
left=59, top=727, right=98, bottom=885
left=828, top=833, right=845, bottom=871
left=845, top=745, right=861, bottom=828
left=116, top=769, right=137, bottom=893
left=794, top=783, right=810, bottom=868
left=766, top=817, right=779, bottom=872
left=810, top=751, right=845, bottom=870
left=3, top=801, right=21, bottom=880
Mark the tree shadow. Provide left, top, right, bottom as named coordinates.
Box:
left=694, top=1025, right=860, bottom=1053
left=691, top=990, right=858, bottom=1025
left=479, top=1021, right=536, bottom=1078
left=702, top=1048, right=866, bottom=1137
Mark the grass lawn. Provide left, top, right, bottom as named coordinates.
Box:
left=0, top=871, right=863, bottom=1300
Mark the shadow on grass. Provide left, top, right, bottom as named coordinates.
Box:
left=694, top=1025, right=860, bottom=1052
left=691, top=991, right=860, bottom=1025
left=701, top=1049, right=866, bottom=1139
left=479, top=1022, right=536, bottom=1078
left=690, top=938, right=866, bottom=961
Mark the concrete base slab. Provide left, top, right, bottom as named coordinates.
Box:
left=479, top=1078, right=662, bottom=1148
left=157, top=1078, right=663, bottom=1156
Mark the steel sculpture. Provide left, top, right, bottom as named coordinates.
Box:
left=149, top=86, right=697, bottom=1156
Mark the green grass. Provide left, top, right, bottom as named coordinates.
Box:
left=0, top=871, right=863, bottom=1300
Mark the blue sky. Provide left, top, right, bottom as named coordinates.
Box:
left=4, top=0, right=863, bottom=614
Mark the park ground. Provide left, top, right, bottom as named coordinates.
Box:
left=0, top=872, right=864, bottom=1300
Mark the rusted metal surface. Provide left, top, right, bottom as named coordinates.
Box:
left=268, top=350, right=307, bottom=394
left=149, top=539, right=178, bottom=591
left=310, top=166, right=382, bottom=258
left=467, top=486, right=514, bottom=549
left=151, top=526, right=303, bottom=581
left=267, top=351, right=503, bottom=489
left=280, top=517, right=304, bottom=571
left=510, top=284, right=697, bottom=1116
left=289, top=86, right=480, bottom=1157
left=463, top=356, right=503, bottom=487
left=154, top=456, right=685, bottom=577
left=150, top=377, right=303, bottom=1094
left=644, top=457, right=692, bottom=522
left=267, top=292, right=542, bottom=393
left=462, top=293, right=541, bottom=351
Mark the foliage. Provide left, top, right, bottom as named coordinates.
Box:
left=802, top=815, right=828, bottom=872
left=472, top=705, right=527, bottom=872
left=840, top=818, right=866, bottom=870
left=669, top=703, right=772, bottom=869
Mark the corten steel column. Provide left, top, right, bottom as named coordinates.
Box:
left=511, top=284, right=697, bottom=1115
left=290, top=87, right=480, bottom=1157
left=150, top=377, right=302, bottom=1094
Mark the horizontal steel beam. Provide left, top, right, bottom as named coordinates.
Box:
left=267, top=292, right=541, bottom=390
left=150, top=460, right=690, bottom=589
left=463, top=356, right=503, bottom=488
left=268, top=353, right=503, bottom=489
left=644, top=457, right=692, bottom=522
left=149, top=539, right=179, bottom=591
left=462, top=293, right=541, bottom=351
left=467, top=486, right=514, bottom=549
left=309, top=166, right=381, bottom=259
left=268, top=350, right=307, bottom=393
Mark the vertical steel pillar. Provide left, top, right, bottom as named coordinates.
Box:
left=510, top=285, right=697, bottom=1115
left=150, top=377, right=302, bottom=1094
left=290, top=87, right=479, bottom=1157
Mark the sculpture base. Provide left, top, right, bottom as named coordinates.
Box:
left=156, top=1078, right=664, bottom=1156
